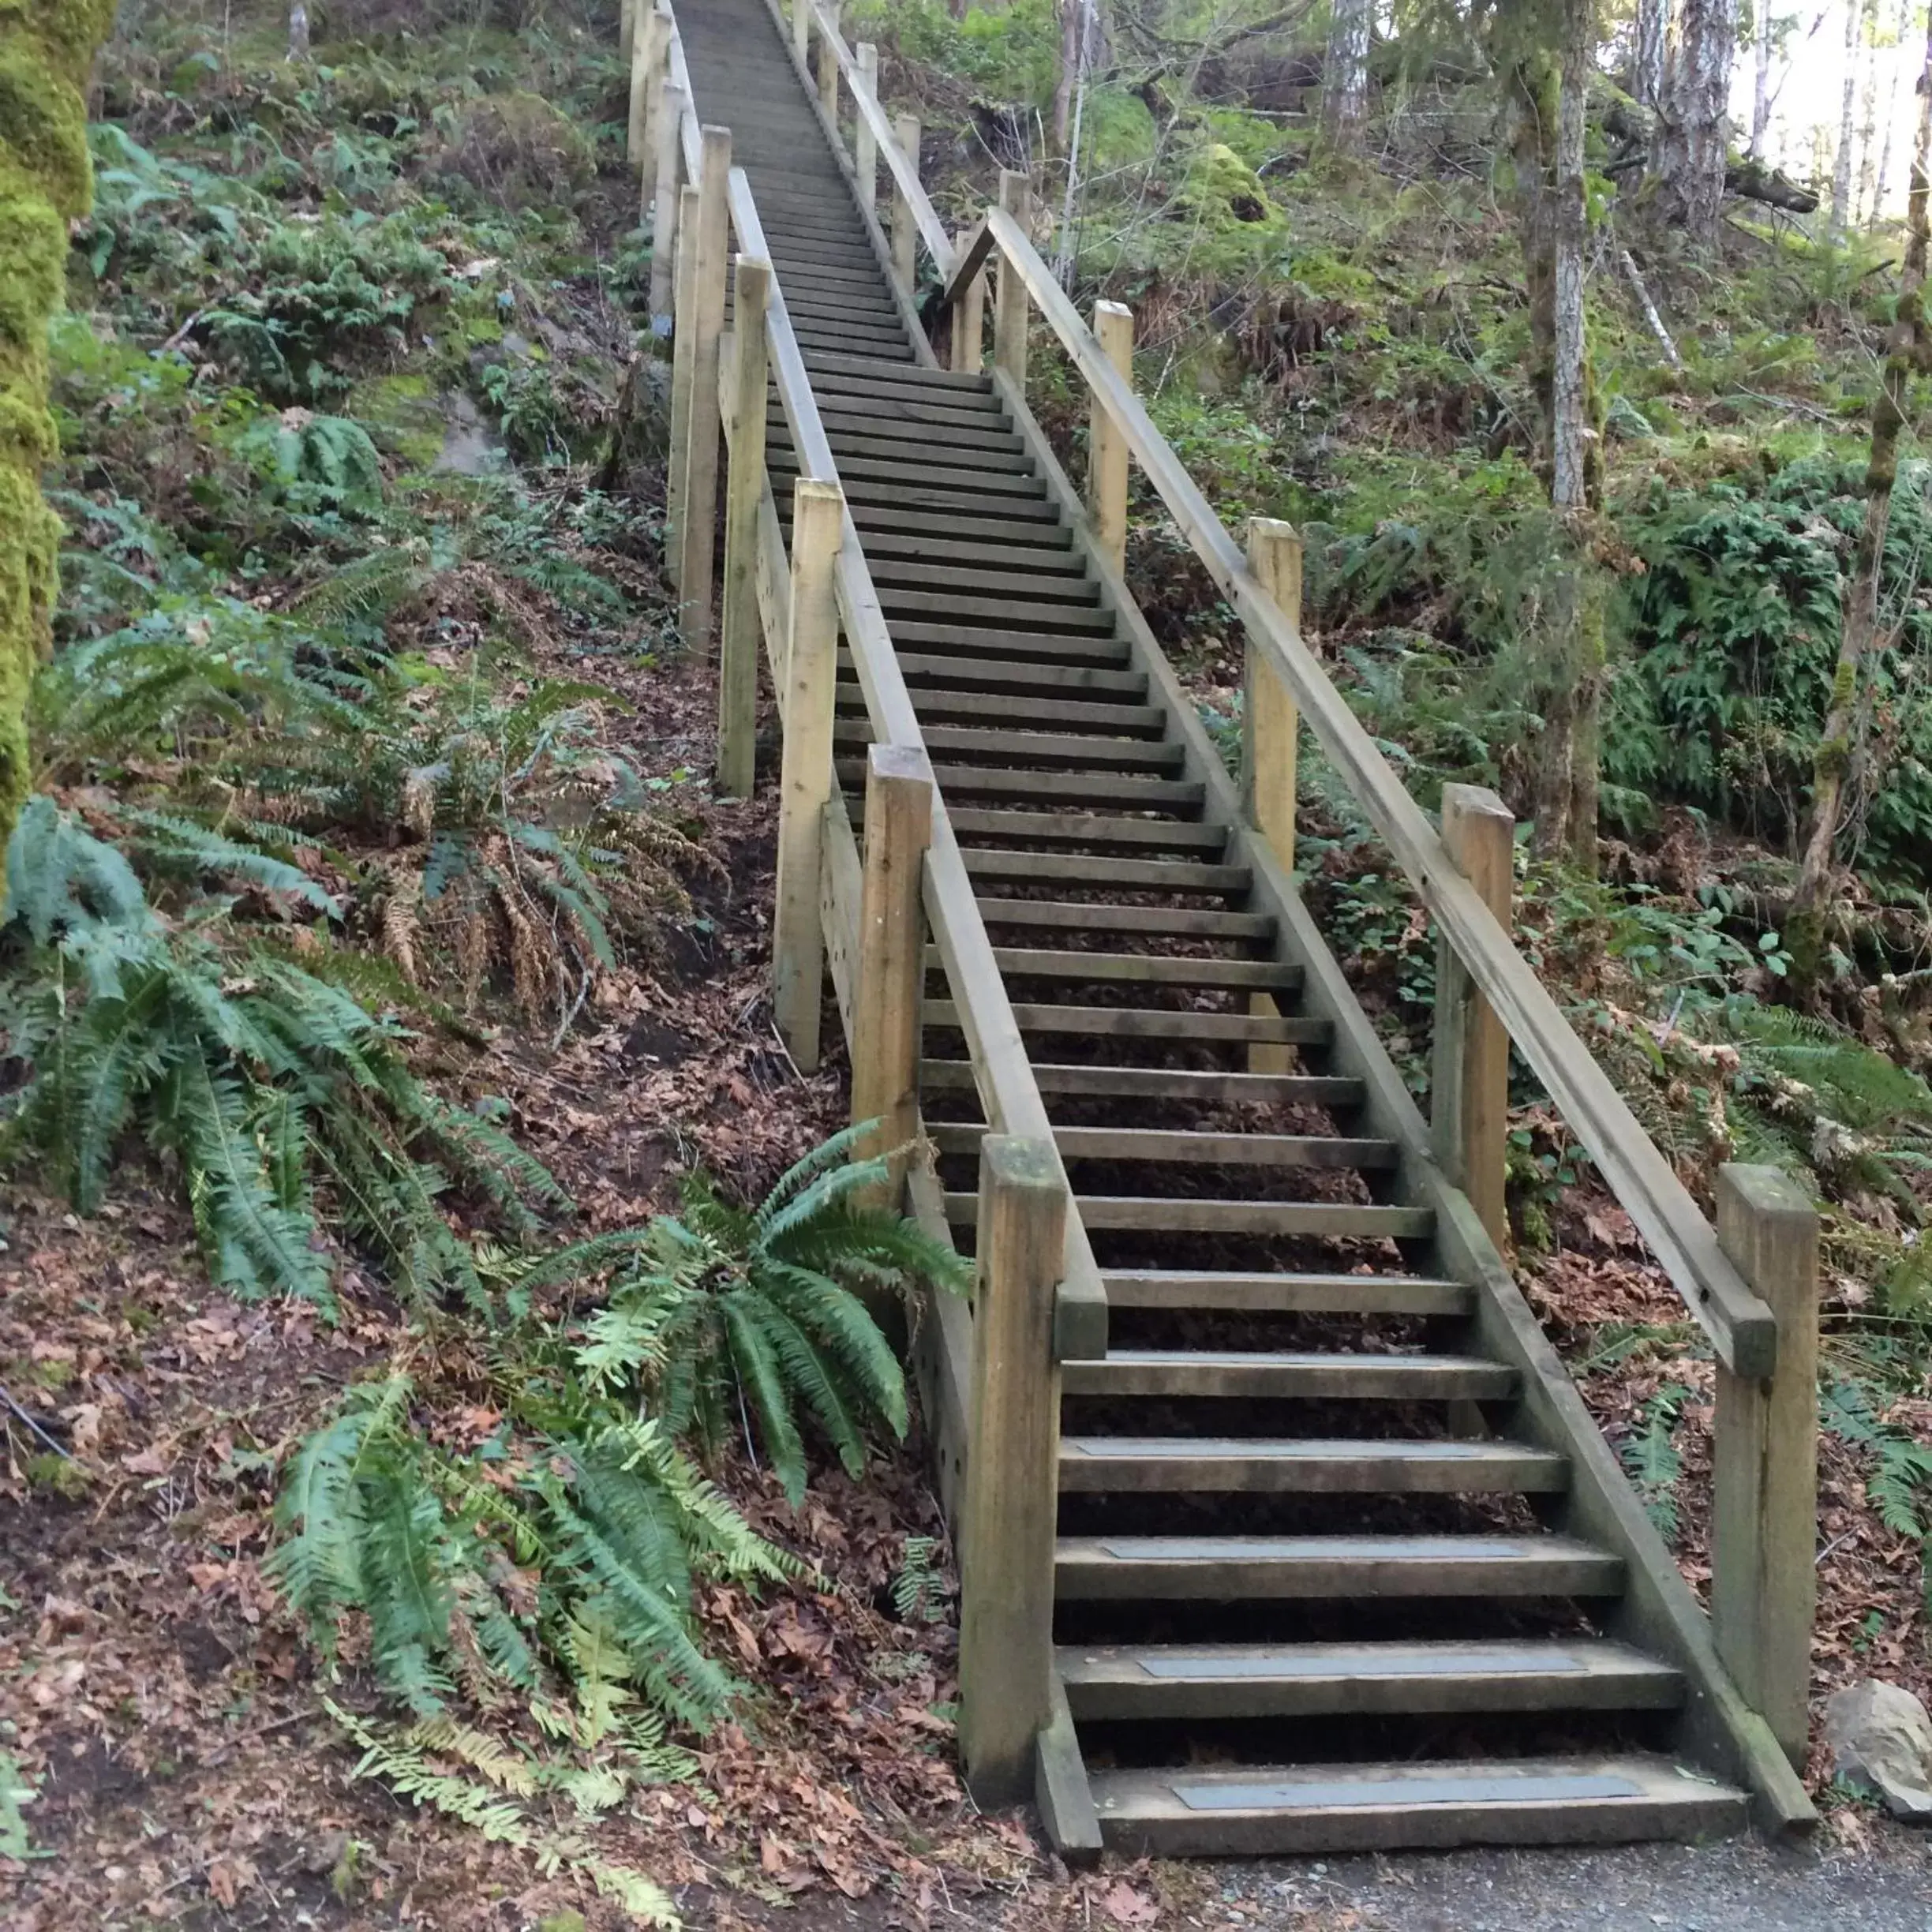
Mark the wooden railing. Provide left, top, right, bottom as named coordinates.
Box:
left=630, top=13, right=1109, bottom=1777
left=630, top=0, right=1819, bottom=1822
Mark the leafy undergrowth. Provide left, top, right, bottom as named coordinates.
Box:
left=865, top=0, right=1932, bottom=1785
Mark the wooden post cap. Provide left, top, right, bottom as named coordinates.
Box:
left=979, top=1133, right=1061, bottom=1197
left=867, top=742, right=933, bottom=788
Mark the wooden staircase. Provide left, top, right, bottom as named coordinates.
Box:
left=658, top=0, right=1814, bottom=1861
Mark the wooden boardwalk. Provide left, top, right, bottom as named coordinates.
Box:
left=640, top=0, right=1822, bottom=1859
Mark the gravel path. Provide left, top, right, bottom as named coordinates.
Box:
left=1195, top=1831, right=1932, bottom=1930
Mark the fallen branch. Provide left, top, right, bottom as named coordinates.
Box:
left=1618, top=244, right=1683, bottom=371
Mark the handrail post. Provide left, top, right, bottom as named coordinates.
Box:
left=958, top=1134, right=1066, bottom=1805
left=891, top=114, right=922, bottom=299
left=817, top=0, right=841, bottom=118
left=665, top=178, right=701, bottom=592
left=792, top=0, right=808, bottom=60
left=718, top=255, right=770, bottom=802
left=676, top=124, right=732, bottom=655
left=649, top=76, right=687, bottom=323
left=994, top=170, right=1032, bottom=388
left=854, top=41, right=878, bottom=204
left=638, top=6, right=669, bottom=200
left=1711, top=1165, right=1817, bottom=1769
left=1241, top=518, right=1303, bottom=1074
left=1432, top=784, right=1515, bottom=1245
left=620, top=0, right=636, bottom=65
left=1090, top=299, right=1133, bottom=572
left=773, top=478, right=844, bottom=1070
left=951, top=223, right=985, bottom=373
left=625, top=0, right=648, bottom=165
left=850, top=744, right=934, bottom=1206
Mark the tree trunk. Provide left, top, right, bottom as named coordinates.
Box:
left=1873, top=0, right=1908, bottom=220
left=1656, top=0, right=1742, bottom=238
left=1790, top=7, right=1932, bottom=978
left=0, top=0, right=118, bottom=848
left=1551, top=14, right=1589, bottom=513
left=1751, top=2, right=1774, bottom=156
left=1320, top=0, right=1372, bottom=151
left=1832, top=0, right=1862, bottom=232
left=1518, top=0, right=1605, bottom=873
left=1052, top=0, right=1081, bottom=153
left=1637, top=0, right=1670, bottom=108
left=289, top=1, right=309, bottom=58
left=1855, top=14, right=1881, bottom=222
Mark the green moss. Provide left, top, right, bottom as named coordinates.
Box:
left=0, top=0, right=116, bottom=844
left=348, top=373, right=446, bottom=470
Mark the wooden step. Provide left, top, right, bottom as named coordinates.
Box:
left=886, top=654, right=1148, bottom=698
left=1102, top=1271, right=1470, bottom=1315
left=972, top=949, right=1300, bottom=990
left=1054, top=1533, right=1623, bottom=1600
left=891, top=727, right=1182, bottom=772
left=921, top=1062, right=1358, bottom=1106
left=921, top=1010, right=1329, bottom=1050
left=1056, top=1436, right=1567, bottom=1494
left=1059, top=1351, right=1515, bottom=1400
left=972, top=899, right=1267, bottom=939
left=877, top=588, right=1114, bottom=630
left=960, top=851, right=1244, bottom=891
left=942, top=809, right=1223, bottom=852
left=853, top=533, right=1084, bottom=575
left=1068, top=1198, right=1435, bottom=1238
left=852, top=766, right=1202, bottom=810
left=1087, top=1756, right=1746, bottom=1856
left=944, top=1192, right=1421, bottom=1237
left=1047, top=1127, right=1390, bottom=1165
left=1057, top=1639, right=1683, bottom=1720
left=807, top=366, right=1003, bottom=411
left=898, top=691, right=1166, bottom=735
left=886, top=620, right=1126, bottom=662
left=867, top=560, right=1103, bottom=606
left=801, top=348, right=994, bottom=391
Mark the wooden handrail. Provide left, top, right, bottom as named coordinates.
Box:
left=803, top=0, right=957, bottom=278
left=656, top=0, right=1106, bottom=1342
left=942, top=205, right=1777, bottom=1379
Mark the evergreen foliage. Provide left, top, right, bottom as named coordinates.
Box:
left=541, top=1125, right=972, bottom=1505
left=0, top=797, right=566, bottom=1312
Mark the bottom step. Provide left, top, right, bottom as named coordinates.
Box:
left=1089, top=1755, right=1747, bottom=1855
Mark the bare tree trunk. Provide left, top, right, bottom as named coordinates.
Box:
left=1052, top=0, right=1081, bottom=153
left=1638, top=0, right=1671, bottom=107
left=1751, top=2, right=1775, bottom=156
left=1832, top=0, right=1862, bottom=231
left=1855, top=16, right=1881, bottom=222
left=1656, top=0, right=1742, bottom=237
left=1321, top=0, right=1372, bottom=151
left=288, top=0, right=309, bottom=58
left=1873, top=0, right=1908, bottom=220
left=1790, top=9, right=1932, bottom=977
left=1533, top=0, right=1604, bottom=873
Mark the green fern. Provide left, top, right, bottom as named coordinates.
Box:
left=1822, top=1380, right=1932, bottom=1540
left=1619, top=1383, right=1690, bottom=1543
left=1, top=804, right=567, bottom=1313
left=558, top=1123, right=969, bottom=1505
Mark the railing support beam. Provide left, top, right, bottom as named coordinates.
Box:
left=676, top=124, right=732, bottom=655
left=891, top=114, right=922, bottom=301
left=816, top=0, right=841, bottom=117
left=1090, top=299, right=1133, bottom=573
left=958, top=1134, right=1066, bottom=1805
left=792, top=0, right=808, bottom=60
left=773, top=479, right=844, bottom=1069
left=854, top=40, right=878, bottom=203
left=1712, top=1165, right=1818, bottom=1769
left=649, top=75, right=687, bottom=323
left=994, top=170, right=1032, bottom=388
left=665, top=178, right=701, bottom=592
left=851, top=744, right=934, bottom=1204
left=1242, top=518, right=1302, bottom=1075
left=951, top=223, right=984, bottom=373
left=718, top=255, right=769, bottom=801
left=1432, top=784, right=1515, bottom=1247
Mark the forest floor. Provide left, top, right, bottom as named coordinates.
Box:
left=6, top=6, right=1932, bottom=1930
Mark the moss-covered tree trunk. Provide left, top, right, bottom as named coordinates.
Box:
left=0, top=0, right=116, bottom=848
left=1656, top=0, right=1739, bottom=238
left=1789, top=7, right=1932, bottom=980
left=1320, top=0, right=1372, bottom=152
